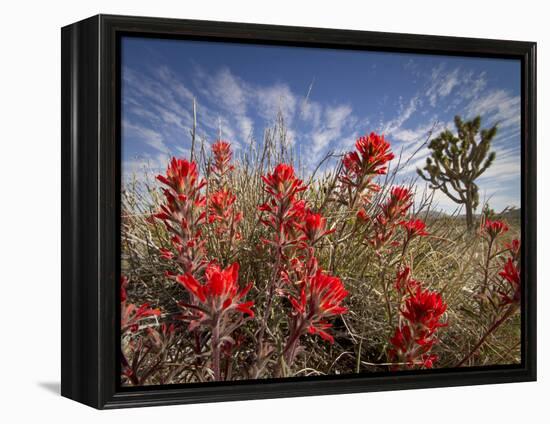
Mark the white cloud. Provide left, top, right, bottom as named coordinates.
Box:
left=392, top=121, right=440, bottom=146
left=122, top=120, right=171, bottom=155
left=426, top=66, right=460, bottom=107
left=237, top=115, right=254, bottom=144
left=382, top=96, right=420, bottom=134
left=477, top=143, right=521, bottom=183
left=300, top=99, right=322, bottom=127
left=122, top=152, right=171, bottom=185
left=310, top=104, right=354, bottom=154
left=425, top=66, right=487, bottom=109
left=123, top=67, right=194, bottom=130
left=465, top=89, right=520, bottom=129
left=156, top=66, right=195, bottom=104
left=208, top=68, right=250, bottom=116
left=256, top=83, right=298, bottom=124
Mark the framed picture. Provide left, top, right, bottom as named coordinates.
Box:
left=61, top=14, right=536, bottom=409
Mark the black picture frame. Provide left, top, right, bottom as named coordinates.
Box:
left=61, top=14, right=537, bottom=409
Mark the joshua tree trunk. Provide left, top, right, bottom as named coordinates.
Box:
left=465, top=201, right=474, bottom=231
left=465, top=189, right=474, bottom=231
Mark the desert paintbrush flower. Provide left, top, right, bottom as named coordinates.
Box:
left=483, top=219, right=509, bottom=240
left=154, top=158, right=208, bottom=276
left=177, top=262, right=254, bottom=381
left=210, top=140, right=235, bottom=186
left=401, top=218, right=429, bottom=245
left=388, top=270, right=447, bottom=369
left=283, top=268, right=348, bottom=364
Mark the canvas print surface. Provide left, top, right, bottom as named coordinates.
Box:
left=120, top=36, right=522, bottom=386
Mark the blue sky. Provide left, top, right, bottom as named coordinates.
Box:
left=121, top=36, right=521, bottom=213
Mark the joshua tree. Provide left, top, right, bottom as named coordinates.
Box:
left=418, top=115, right=497, bottom=231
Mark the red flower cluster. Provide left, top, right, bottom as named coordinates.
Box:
left=298, top=211, right=335, bottom=246
left=208, top=189, right=243, bottom=236
left=177, top=262, right=255, bottom=381
left=156, top=158, right=206, bottom=199
left=288, top=268, right=348, bottom=344
left=401, top=288, right=447, bottom=334
left=261, top=163, right=307, bottom=200
left=394, top=267, right=420, bottom=292
left=506, top=239, right=521, bottom=261
left=259, top=164, right=309, bottom=249
left=382, top=186, right=414, bottom=220
left=257, top=163, right=343, bottom=368
left=479, top=219, right=519, bottom=308
left=498, top=239, right=521, bottom=307
left=154, top=158, right=208, bottom=276
left=281, top=265, right=348, bottom=363
left=153, top=142, right=255, bottom=382
left=210, top=140, right=234, bottom=185
left=483, top=219, right=509, bottom=239
left=358, top=186, right=414, bottom=250
left=499, top=258, right=520, bottom=306
left=401, top=218, right=429, bottom=241
left=388, top=269, right=447, bottom=369
left=207, top=141, right=243, bottom=257
left=342, top=133, right=394, bottom=178
left=338, top=132, right=394, bottom=208
left=178, top=262, right=254, bottom=325
left=120, top=276, right=175, bottom=386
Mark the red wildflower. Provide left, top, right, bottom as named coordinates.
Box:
left=156, top=158, right=206, bottom=197
left=207, top=141, right=243, bottom=256
left=401, top=218, right=429, bottom=240
left=389, top=324, right=413, bottom=356
left=208, top=189, right=243, bottom=231
left=209, top=189, right=236, bottom=218
left=259, top=164, right=309, bottom=248
left=211, top=140, right=235, bottom=184
left=342, top=133, right=395, bottom=177
left=261, top=163, right=307, bottom=200
left=484, top=219, right=509, bottom=239
left=506, top=239, right=521, bottom=261
left=388, top=327, right=438, bottom=369
left=421, top=354, right=438, bottom=369
left=499, top=257, right=521, bottom=306
left=357, top=208, right=369, bottom=222
left=288, top=269, right=348, bottom=344
left=394, top=267, right=421, bottom=293
left=154, top=157, right=208, bottom=276
left=298, top=211, right=334, bottom=245
left=177, top=262, right=254, bottom=320
left=382, top=186, right=413, bottom=220
left=360, top=186, right=414, bottom=251
left=389, top=271, right=447, bottom=369
left=337, top=133, right=394, bottom=211
left=177, top=260, right=255, bottom=382
left=401, top=286, right=447, bottom=334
